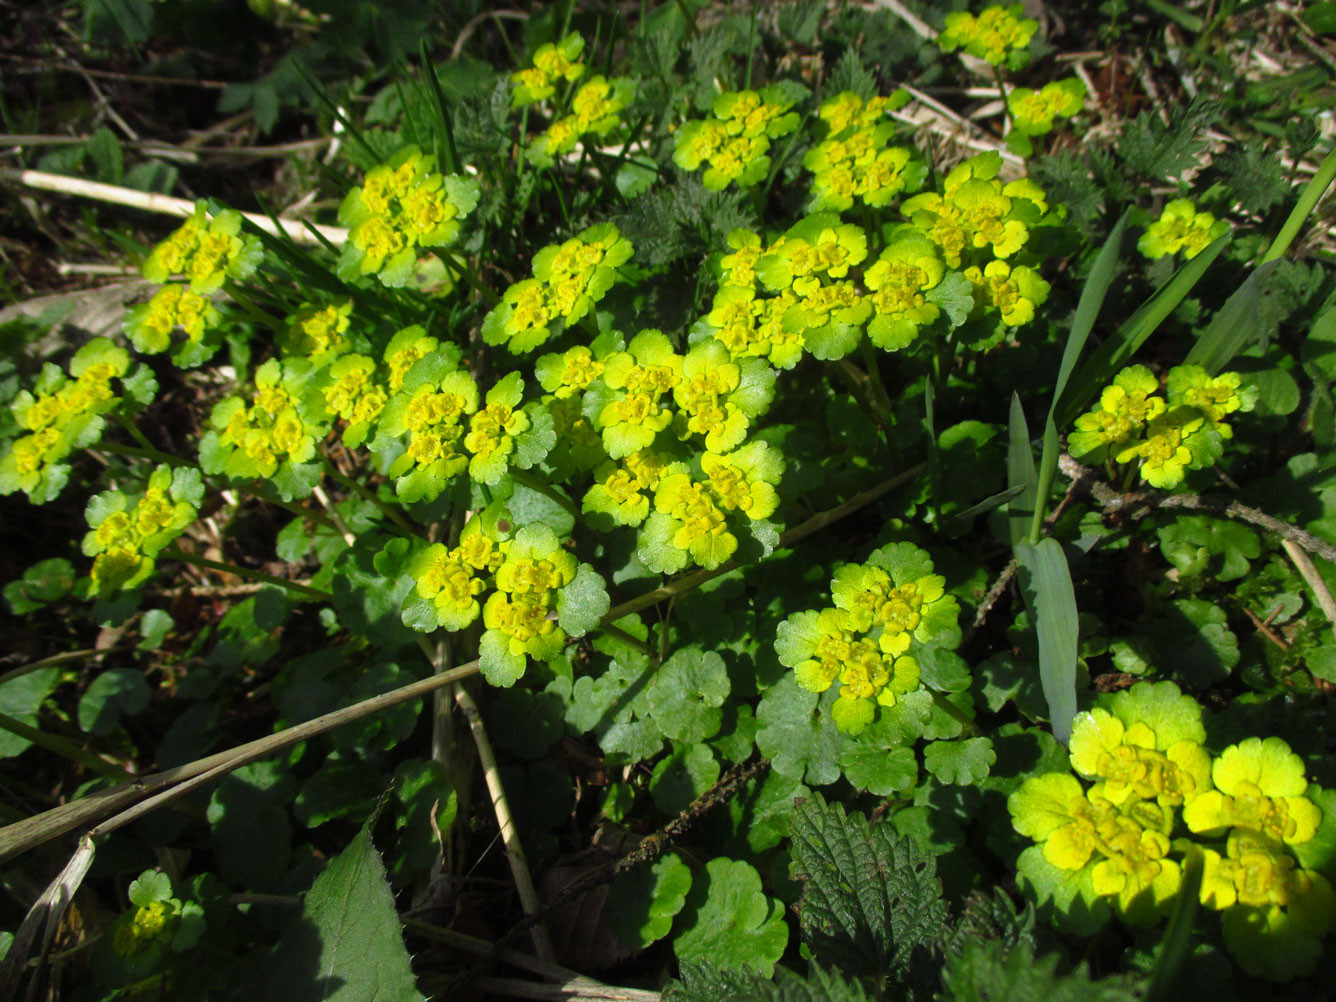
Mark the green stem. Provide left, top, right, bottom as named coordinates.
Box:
left=321, top=458, right=418, bottom=535
left=993, top=66, right=1012, bottom=132
left=225, top=285, right=282, bottom=331
left=112, top=412, right=157, bottom=454
left=928, top=689, right=981, bottom=737
left=446, top=252, right=499, bottom=306
left=0, top=711, right=132, bottom=780
left=508, top=469, right=579, bottom=517
left=1262, top=144, right=1336, bottom=264
left=97, top=439, right=188, bottom=468
left=599, top=621, right=654, bottom=655
left=160, top=547, right=332, bottom=601
left=859, top=338, right=903, bottom=470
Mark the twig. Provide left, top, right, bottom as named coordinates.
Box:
left=444, top=667, right=557, bottom=965
left=1060, top=454, right=1336, bottom=565
left=470, top=977, right=660, bottom=1002
left=311, top=484, right=356, bottom=547
left=0, top=649, right=111, bottom=689
left=0, top=169, right=347, bottom=245
left=493, top=759, right=769, bottom=956
left=1281, top=539, right=1336, bottom=643
left=965, top=559, right=1017, bottom=643
left=450, top=9, right=529, bottom=60
left=1242, top=606, right=1290, bottom=650
left=0, top=470, right=923, bottom=864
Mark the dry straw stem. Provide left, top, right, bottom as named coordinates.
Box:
left=0, top=168, right=347, bottom=245
left=0, top=464, right=923, bottom=865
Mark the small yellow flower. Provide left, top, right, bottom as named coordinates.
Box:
left=1139, top=199, right=1229, bottom=259
left=1184, top=737, right=1323, bottom=846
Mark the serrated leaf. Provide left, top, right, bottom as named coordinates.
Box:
left=923, top=738, right=996, bottom=786
left=666, top=961, right=873, bottom=1002
left=788, top=793, right=947, bottom=988
left=606, top=852, right=693, bottom=949
left=674, top=858, right=789, bottom=976
left=263, top=824, right=424, bottom=1002
left=940, top=940, right=1141, bottom=1002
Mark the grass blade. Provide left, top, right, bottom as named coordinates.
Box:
left=940, top=484, right=1025, bottom=532
left=1144, top=847, right=1205, bottom=1002
left=1008, top=392, right=1038, bottom=548
left=420, top=40, right=461, bottom=174
left=1183, top=260, right=1281, bottom=373
left=1058, top=233, right=1228, bottom=428
left=1032, top=212, right=1129, bottom=539
left=1263, top=144, right=1336, bottom=264
left=1015, top=537, right=1079, bottom=744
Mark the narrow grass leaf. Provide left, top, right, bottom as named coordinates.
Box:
left=1015, top=538, right=1079, bottom=744
left=1183, top=260, right=1280, bottom=373
left=1144, top=848, right=1204, bottom=1002
left=1059, top=234, right=1227, bottom=428
left=1032, top=213, right=1128, bottom=537
left=1263, top=144, right=1336, bottom=264
left=939, top=484, right=1024, bottom=533
left=1007, top=393, right=1038, bottom=548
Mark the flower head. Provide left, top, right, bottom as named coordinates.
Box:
left=1138, top=199, right=1229, bottom=260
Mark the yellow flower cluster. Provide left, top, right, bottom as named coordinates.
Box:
left=902, top=151, right=1049, bottom=268
left=1138, top=199, right=1230, bottom=260
left=130, top=202, right=259, bottom=364
left=584, top=449, right=672, bottom=527
left=1, top=339, right=130, bottom=501
left=338, top=145, right=479, bottom=287
left=320, top=355, right=388, bottom=448
left=482, top=223, right=633, bottom=353
left=1010, top=683, right=1335, bottom=980
left=409, top=521, right=506, bottom=632
left=142, top=202, right=263, bottom=295
left=803, top=90, right=923, bottom=211
left=1068, top=364, right=1255, bottom=489
left=673, top=86, right=802, bottom=190
left=480, top=524, right=582, bottom=685
left=83, top=464, right=199, bottom=596
left=529, top=75, right=634, bottom=166
left=775, top=542, right=959, bottom=734
left=124, top=284, right=221, bottom=357
left=511, top=33, right=585, bottom=106
left=282, top=301, right=353, bottom=364
left=207, top=360, right=320, bottom=481
left=937, top=4, right=1038, bottom=67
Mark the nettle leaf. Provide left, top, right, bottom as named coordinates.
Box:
left=788, top=793, right=948, bottom=989
left=665, top=961, right=873, bottom=1002
left=673, top=857, right=789, bottom=976
left=606, top=851, right=694, bottom=949
left=756, top=674, right=843, bottom=786
left=264, top=824, right=425, bottom=1002
left=647, top=647, right=731, bottom=742
left=940, top=940, right=1141, bottom=1002
left=923, top=738, right=996, bottom=786
left=77, top=668, right=151, bottom=736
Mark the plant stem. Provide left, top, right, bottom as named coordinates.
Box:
left=97, top=439, right=187, bottom=469
left=0, top=712, right=132, bottom=780
left=160, top=547, right=332, bottom=601
left=321, top=457, right=418, bottom=535
left=859, top=338, right=904, bottom=470
left=112, top=412, right=157, bottom=454
left=928, top=689, right=980, bottom=737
